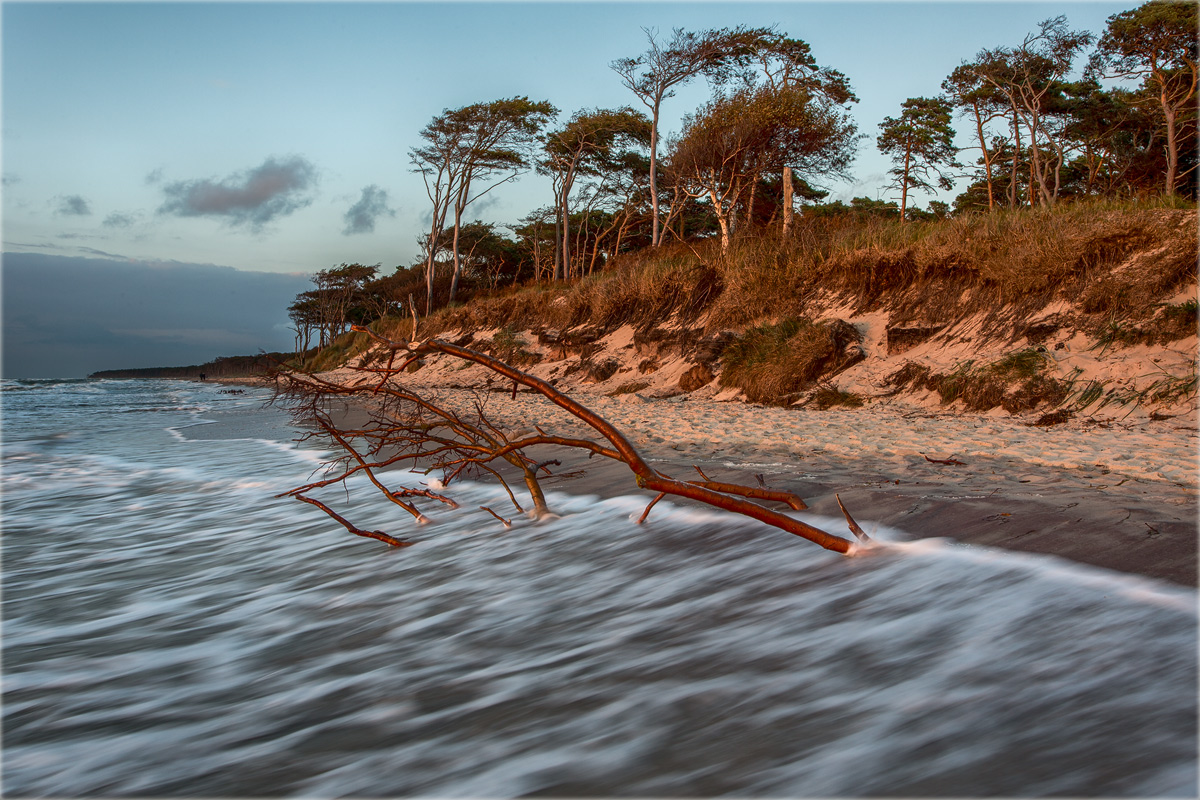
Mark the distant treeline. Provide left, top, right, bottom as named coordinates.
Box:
left=88, top=351, right=304, bottom=380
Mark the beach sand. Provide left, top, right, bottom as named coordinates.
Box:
left=293, top=377, right=1197, bottom=588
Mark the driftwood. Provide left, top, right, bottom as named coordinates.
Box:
left=923, top=454, right=966, bottom=466
left=274, top=324, right=871, bottom=555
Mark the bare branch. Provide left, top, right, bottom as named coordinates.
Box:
left=836, top=493, right=871, bottom=543
left=294, top=494, right=413, bottom=548
left=277, top=327, right=864, bottom=555
left=638, top=492, right=668, bottom=524
left=480, top=506, right=513, bottom=529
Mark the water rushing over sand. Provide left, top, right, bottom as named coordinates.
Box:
left=2, top=379, right=1196, bottom=796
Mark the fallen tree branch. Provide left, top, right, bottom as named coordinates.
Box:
left=836, top=493, right=871, bottom=543
left=294, top=494, right=413, bottom=547
left=480, top=506, right=513, bottom=529
left=272, top=326, right=866, bottom=555
left=638, top=492, right=667, bottom=524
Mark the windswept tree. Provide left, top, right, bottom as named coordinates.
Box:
left=877, top=96, right=960, bottom=221
left=410, top=114, right=461, bottom=315
left=943, top=63, right=1009, bottom=210
left=314, top=263, right=378, bottom=340
left=510, top=208, right=558, bottom=284
left=411, top=97, right=556, bottom=312
left=734, top=31, right=858, bottom=233
left=444, top=98, right=557, bottom=302
left=611, top=26, right=771, bottom=247
left=540, top=107, right=651, bottom=280
left=290, top=263, right=379, bottom=351
left=668, top=84, right=857, bottom=250
left=287, top=293, right=322, bottom=356
left=1090, top=0, right=1199, bottom=196
left=972, top=17, right=1094, bottom=207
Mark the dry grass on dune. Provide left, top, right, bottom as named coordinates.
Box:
left=341, top=200, right=1195, bottom=418
left=300, top=200, right=1195, bottom=419
left=384, top=200, right=1195, bottom=347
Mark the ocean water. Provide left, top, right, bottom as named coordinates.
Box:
left=2, top=378, right=1196, bottom=797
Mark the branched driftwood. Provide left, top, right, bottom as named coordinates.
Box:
left=274, top=325, right=870, bottom=555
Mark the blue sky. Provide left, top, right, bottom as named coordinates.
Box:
left=1, top=1, right=1133, bottom=376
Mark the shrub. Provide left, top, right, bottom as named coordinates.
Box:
left=922, top=349, right=1067, bottom=413
left=305, top=330, right=373, bottom=373
left=1157, top=300, right=1198, bottom=342
left=720, top=317, right=862, bottom=405
left=488, top=325, right=542, bottom=366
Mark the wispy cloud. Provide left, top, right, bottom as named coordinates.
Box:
left=2, top=173, right=19, bottom=186
left=102, top=212, right=137, bottom=229
left=56, top=195, right=92, bottom=216
left=342, top=185, right=395, bottom=235
left=75, top=246, right=134, bottom=259
left=157, top=155, right=317, bottom=231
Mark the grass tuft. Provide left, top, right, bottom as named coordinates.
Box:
left=811, top=383, right=864, bottom=410
left=896, top=348, right=1068, bottom=414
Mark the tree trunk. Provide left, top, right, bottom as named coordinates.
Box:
left=1025, top=105, right=1052, bottom=207
left=971, top=100, right=995, bottom=211
left=1163, top=100, right=1179, bottom=195
left=746, top=177, right=758, bottom=232
left=900, top=137, right=912, bottom=222
left=424, top=231, right=438, bottom=316
left=649, top=99, right=662, bottom=247
left=552, top=207, right=563, bottom=282
left=560, top=192, right=572, bottom=280
left=782, top=166, right=794, bottom=236
left=708, top=187, right=731, bottom=251
left=1009, top=107, right=1022, bottom=208
left=574, top=210, right=586, bottom=279
left=448, top=211, right=463, bottom=304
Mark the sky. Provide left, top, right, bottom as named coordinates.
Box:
left=2, top=0, right=1134, bottom=378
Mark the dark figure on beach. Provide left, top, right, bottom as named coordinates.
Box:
left=199, top=373, right=206, bottom=381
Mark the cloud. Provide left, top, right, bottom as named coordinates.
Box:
left=144, top=168, right=164, bottom=185
left=75, top=246, right=133, bottom=259
left=342, top=185, right=395, bottom=235
left=468, top=193, right=502, bottom=218
left=157, top=155, right=317, bottom=230
left=2, top=173, right=18, bottom=186
left=102, top=212, right=137, bottom=229
left=56, top=195, right=92, bottom=216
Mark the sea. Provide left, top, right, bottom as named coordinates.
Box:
left=2, top=377, right=1197, bottom=797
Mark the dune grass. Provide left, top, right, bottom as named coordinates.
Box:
left=336, top=200, right=1194, bottom=410
left=372, top=199, right=1193, bottom=346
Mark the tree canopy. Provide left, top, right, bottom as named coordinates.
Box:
left=877, top=96, right=960, bottom=221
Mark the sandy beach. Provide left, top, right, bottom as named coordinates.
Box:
left=293, top=370, right=1197, bottom=587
